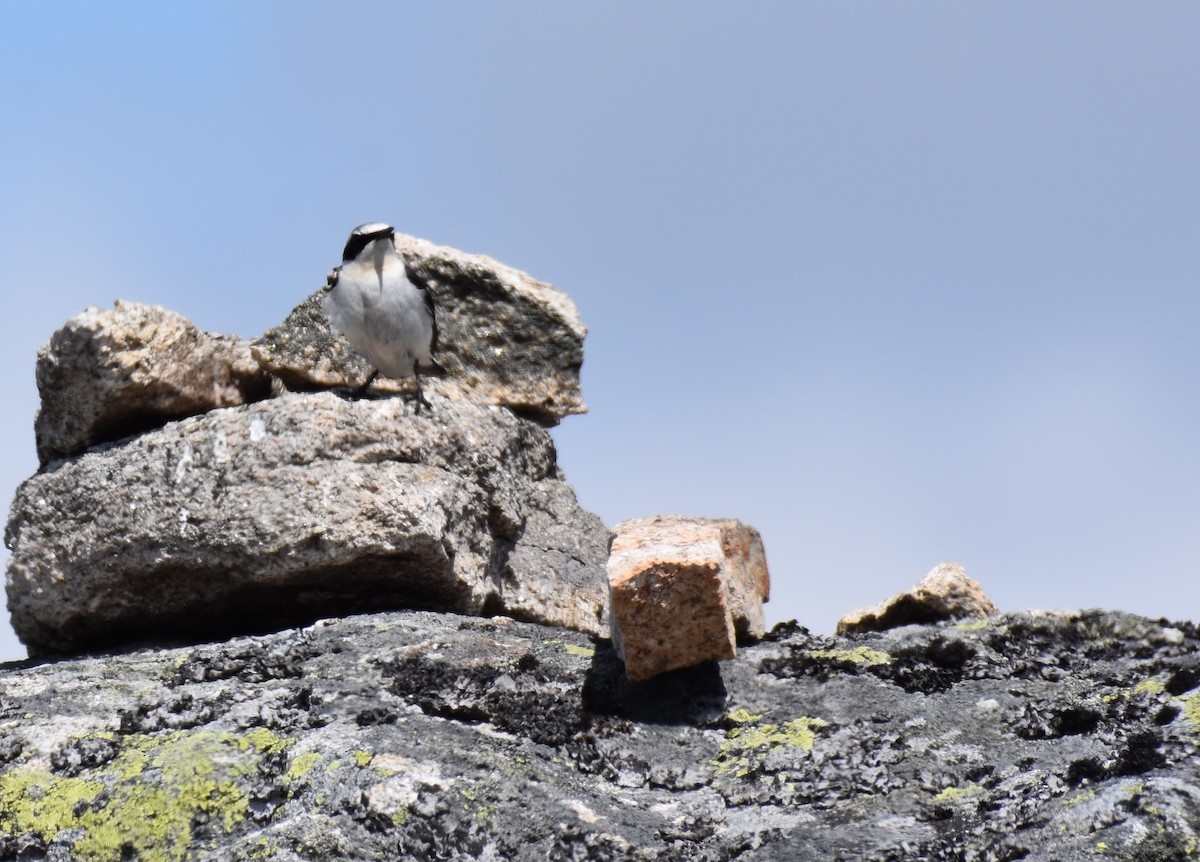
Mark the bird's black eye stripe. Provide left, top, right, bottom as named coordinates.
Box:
left=342, top=234, right=372, bottom=262
left=342, top=224, right=395, bottom=262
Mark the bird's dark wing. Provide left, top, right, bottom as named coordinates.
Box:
left=425, top=288, right=439, bottom=355
left=404, top=259, right=439, bottom=355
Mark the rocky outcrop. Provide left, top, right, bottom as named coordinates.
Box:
left=34, top=301, right=273, bottom=465
left=32, top=233, right=586, bottom=467
left=837, top=561, right=998, bottom=635
left=607, top=516, right=770, bottom=681
left=252, top=232, right=587, bottom=426
left=6, top=392, right=608, bottom=657
left=9, top=233, right=604, bottom=658
left=1, top=608, right=1198, bottom=860
left=18, top=229, right=1197, bottom=860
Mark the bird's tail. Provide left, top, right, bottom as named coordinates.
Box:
left=417, top=357, right=447, bottom=378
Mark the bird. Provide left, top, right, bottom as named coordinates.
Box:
left=323, top=222, right=439, bottom=412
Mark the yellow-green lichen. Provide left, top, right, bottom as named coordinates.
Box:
left=0, top=727, right=296, bottom=862
left=457, top=785, right=495, bottom=823
left=714, top=713, right=828, bottom=776
left=726, top=708, right=763, bottom=725
left=539, top=637, right=596, bottom=660
left=239, top=727, right=294, bottom=756
left=809, top=647, right=891, bottom=666
left=1105, top=677, right=1168, bottom=703
left=0, top=770, right=106, bottom=839
left=1063, top=789, right=1096, bottom=807
left=1134, top=678, right=1167, bottom=696
left=284, top=751, right=321, bottom=784
left=472, top=801, right=496, bottom=823
left=932, top=784, right=982, bottom=804
left=1180, top=693, right=1200, bottom=731
left=352, top=750, right=374, bottom=768
left=249, top=837, right=276, bottom=860
left=955, top=619, right=991, bottom=632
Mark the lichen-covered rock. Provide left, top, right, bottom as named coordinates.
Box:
left=0, top=608, right=1198, bottom=860
left=837, top=560, right=998, bottom=635
left=6, top=392, right=608, bottom=656
left=253, top=232, right=587, bottom=426
left=33, top=301, right=273, bottom=465
left=607, top=515, right=770, bottom=681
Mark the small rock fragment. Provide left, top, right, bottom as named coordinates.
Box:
left=606, top=516, right=770, bottom=682
left=714, top=518, right=771, bottom=642
left=836, top=561, right=997, bottom=635
left=34, top=301, right=272, bottom=464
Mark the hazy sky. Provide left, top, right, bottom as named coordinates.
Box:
left=3, top=4, right=1198, bottom=662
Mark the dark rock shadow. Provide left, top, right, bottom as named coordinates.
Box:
left=18, top=553, right=470, bottom=664
left=581, top=639, right=728, bottom=726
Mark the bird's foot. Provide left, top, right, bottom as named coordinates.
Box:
left=410, top=363, right=433, bottom=415
left=354, top=368, right=380, bottom=399
left=408, top=389, right=433, bottom=415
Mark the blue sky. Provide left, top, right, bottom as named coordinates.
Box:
left=2, top=4, right=1199, bottom=662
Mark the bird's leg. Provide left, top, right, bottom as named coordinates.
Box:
left=412, top=359, right=433, bottom=414
left=355, top=368, right=379, bottom=398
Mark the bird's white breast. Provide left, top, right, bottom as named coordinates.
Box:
left=325, top=253, right=434, bottom=379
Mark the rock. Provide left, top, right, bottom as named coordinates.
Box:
left=607, top=516, right=770, bottom=681
left=714, top=518, right=772, bottom=641
left=31, top=234, right=585, bottom=466
left=1, top=608, right=1199, bottom=860
left=837, top=561, right=998, bottom=635
left=33, top=301, right=273, bottom=465
left=6, top=392, right=609, bottom=656
left=252, top=232, right=587, bottom=426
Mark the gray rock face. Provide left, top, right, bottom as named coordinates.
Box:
left=34, top=301, right=273, bottom=465
left=6, top=392, right=609, bottom=656
left=0, top=608, right=1198, bottom=860
left=253, top=232, right=587, bottom=426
